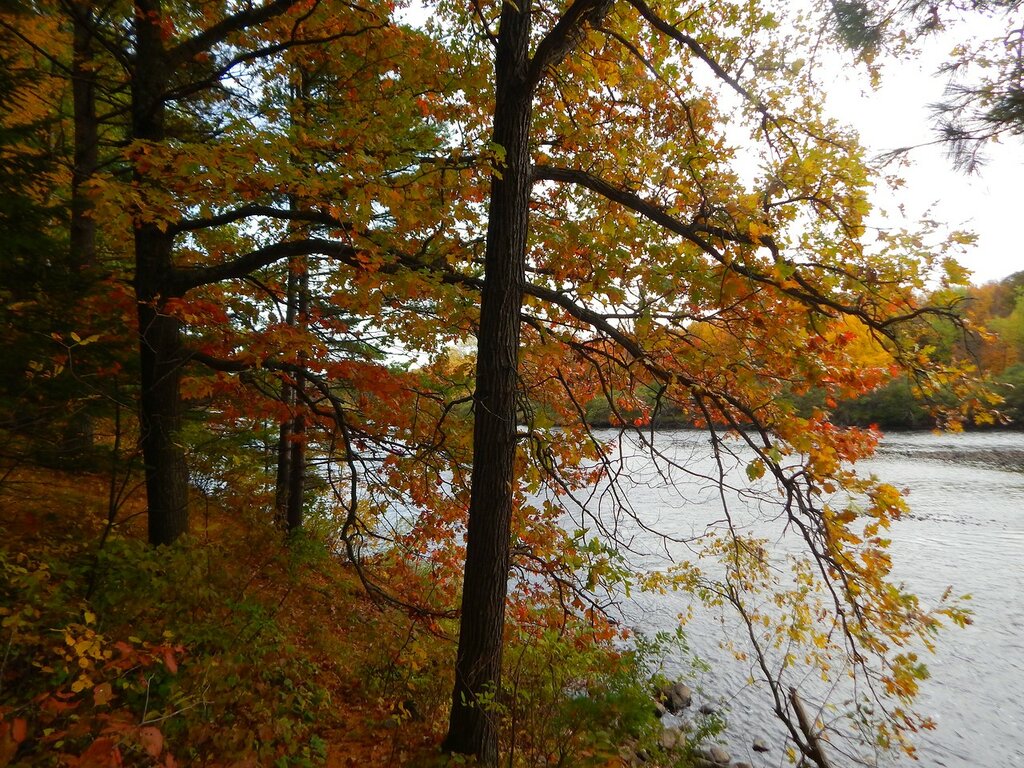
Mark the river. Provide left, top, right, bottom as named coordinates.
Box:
left=578, top=429, right=1024, bottom=768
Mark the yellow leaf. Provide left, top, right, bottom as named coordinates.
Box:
left=71, top=676, right=91, bottom=693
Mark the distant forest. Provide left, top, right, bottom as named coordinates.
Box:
left=583, top=271, right=1024, bottom=430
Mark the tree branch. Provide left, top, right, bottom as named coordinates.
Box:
left=532, top=164, right=956, bottom=333
left=165, top=23, right=385, bottom=104
left=167, top=0, right=300, bottom=67
left=169, top=204, right=350, bottom=236
left=526, top=0, right=614, bottom=89
left=171, top=238, right=356, bottom=293
left=625, top=0, right=773, bottom=124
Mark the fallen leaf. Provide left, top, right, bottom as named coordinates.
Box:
left=93, top=683, right=113, bottom=707
left=140, top=726, right=163, bottom=758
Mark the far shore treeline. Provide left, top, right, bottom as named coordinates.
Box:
left=581, top=271, right=1024, bottom=431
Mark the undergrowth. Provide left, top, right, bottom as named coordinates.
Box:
left=0, top=464, right=708, bottom=767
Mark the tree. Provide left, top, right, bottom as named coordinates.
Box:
left=420, top=0, right=984, bottom=762
left=829, top=0, right=1024, bottom=170
left=8, top=0, right=444, bottom=544
left=0, top=2, right=122, bottom=465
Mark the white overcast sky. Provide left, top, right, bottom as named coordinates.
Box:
left=822, top=23, right=1024, bottom=286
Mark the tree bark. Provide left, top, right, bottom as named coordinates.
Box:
left=286, top=259, right=308, bottom=534
left=274, top=258, right=299, bottom=526
left=132, top=0, right=189, bottom=546
left=70, top=0, right=97, bottom=273
left=277, top=71, right=310, bottom=533
left=442, top=2, right=534, bottom=763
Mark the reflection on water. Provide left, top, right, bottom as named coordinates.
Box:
left=594, top=430, right=1024, bottom=768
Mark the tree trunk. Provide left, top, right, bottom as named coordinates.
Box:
left=137, top=300, right=189, bottom=545
left=286, top=259, right=308, bottom=534
left=279, top=72, right=310, bottom=535
left=274, top=258, right=299, bottom=526
left=274, top=397, right=293, bottom=523
left=70, top=0, right=97, bottom=273
left=443, top=2, right=534, bottom=763
left=132, top=0, right=189, bottom=546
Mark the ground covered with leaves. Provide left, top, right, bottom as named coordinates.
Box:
left=0, top=464, right=709, bottom=768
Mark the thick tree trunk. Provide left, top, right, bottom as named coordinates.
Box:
left=70, top=0, right=97, bottom=272
left=133, top=0, right=189, bottom=546
left=137, top=300, right=189, bottom=545
left=442, top=3, right=534, bottom=763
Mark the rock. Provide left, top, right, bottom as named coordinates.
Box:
left=653, top=699, right=668, bottom=719
left=707, top=745, right=730, bottom=764
left=698, top=703, right=718, bottom=716
left=734, top=763, right=753, bottom=768
left=663, top=681, right=693, bottom=713
left=752, top=736, right=770, bottom=753
left=659, top=727, right=681, bottom=751
left=708, top=749, right=733, bottom=765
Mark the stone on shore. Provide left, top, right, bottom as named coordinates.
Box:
left=701, top=745, right=730, bottom=764
left=752, top=736, right=770, bottom=752
left=662, top=681, right=693, bottom=713
left=659, top=726, right=682, bottom=751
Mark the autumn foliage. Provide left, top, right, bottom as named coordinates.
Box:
left=0, top=0, right=1018, bottom=765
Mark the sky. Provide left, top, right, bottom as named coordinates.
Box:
left=823, top=24, right=1024, bottom=286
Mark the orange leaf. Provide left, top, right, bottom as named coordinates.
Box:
left=93, top=683, right=113, bottom=707
left=10, top=720, right=25, bottom=744
left=78, top=737, right=121, bottom=768
left=162, top=649, right=178, bottom=674
left=0, top=724, right=17, bottom=768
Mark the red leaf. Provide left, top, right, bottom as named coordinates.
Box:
left=162, top=649, right=178, bottom=674
left=10, top=720, right=25, bottom=744
left=78, top=737, right=121, bottom=768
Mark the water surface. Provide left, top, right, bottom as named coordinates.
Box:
left=587, top=430, right=1024, bottom=767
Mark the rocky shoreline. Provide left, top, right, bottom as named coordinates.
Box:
left=623, top=680, right=774, bottom=768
